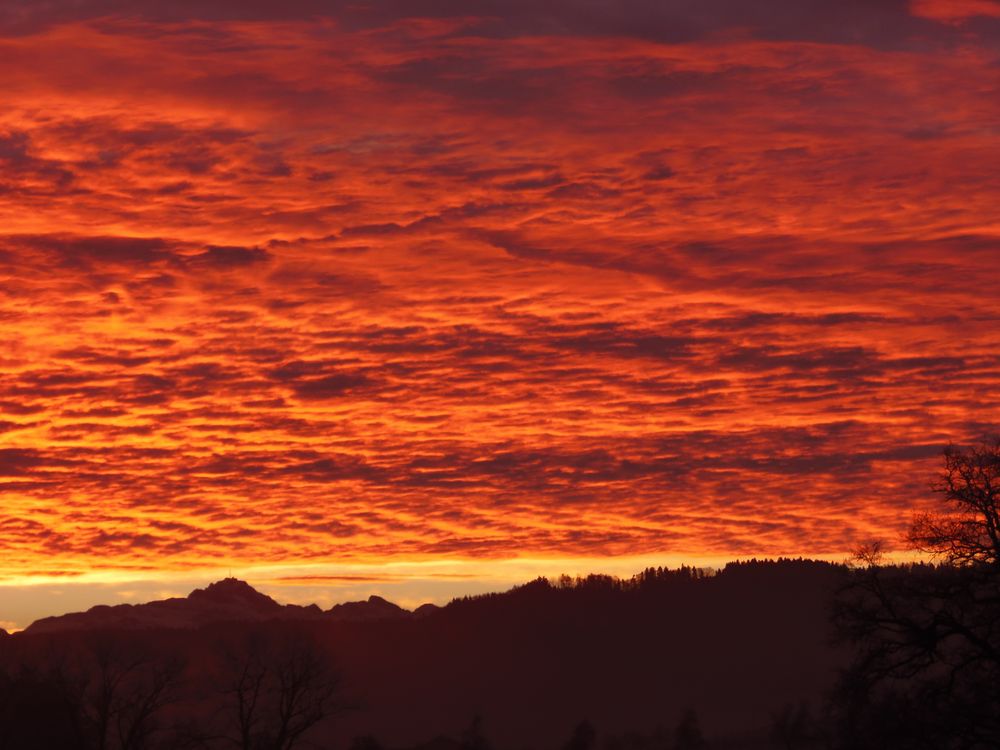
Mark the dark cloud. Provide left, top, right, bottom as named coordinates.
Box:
left=641, top=165, right=676, bottom=182
left=0, top=130, right=74, bottom=186
left=194, top=245, right=271, bottom=268
left=15, top=234, right=175, bottom=267
left=291, top=372, right=374, bottom=399
left=0, top=448, right=70, bottom=476
left=2, top=0, right=993, bottom=49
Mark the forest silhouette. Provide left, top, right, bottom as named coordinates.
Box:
left=1, top=440, right=998, bottom=750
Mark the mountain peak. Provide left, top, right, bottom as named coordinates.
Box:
left=199, top=577, right=258, bottom=595
left=188, top=578, right=280, bottom=610
left=325, top=593, right=409, bottom=621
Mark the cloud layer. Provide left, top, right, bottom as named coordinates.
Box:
left=1, top=0, right=999, bottom=581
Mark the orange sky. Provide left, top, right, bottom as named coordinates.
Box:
left=2, top=0, right=1000, bottom=628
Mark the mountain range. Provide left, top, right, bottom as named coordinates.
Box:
left=2, top=560, right=849, bottom=748
left=24, top=577, right=436, bottom=634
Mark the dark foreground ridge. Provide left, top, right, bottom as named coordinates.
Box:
left=1, top=559, right=848, bottom=748
left=25, top=577, right=428, bottom=633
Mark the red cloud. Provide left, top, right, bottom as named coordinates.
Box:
left=0, top=4, right=998, bottom=581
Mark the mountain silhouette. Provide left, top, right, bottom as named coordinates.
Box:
left=5, top=560, right=849, bottom=748
left=24, top=577, right=420, bottom=633
left=327, top=594, right=413, bottom=621
left=188, top=577, right=283, bottom=610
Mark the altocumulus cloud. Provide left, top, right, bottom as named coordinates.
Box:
left=0, top=0, right=998, bottom=579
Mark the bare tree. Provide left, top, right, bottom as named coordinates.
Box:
left=225, top=647, right=267, bottom=750
left=909, top=437, right=1000, bottom=568
left=81, top=637, right=186, bottom=750
left=8, top=635, right=191, bottom=750
left=219, top=630, right=347, bottom=750
left=832, top=438, right=1000, bottom=749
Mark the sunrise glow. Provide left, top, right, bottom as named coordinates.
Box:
left=2, top=0, right=999, bottom=628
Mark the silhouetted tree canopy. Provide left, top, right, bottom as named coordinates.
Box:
left=910, top=437, right=1000, bottom=568
left=833, top=438, right=1000, bottom=749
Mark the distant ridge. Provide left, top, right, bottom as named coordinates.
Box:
left=24, top=578, right=432, bottom=634
left=19, top=559, right=836, bottom=636
left=327, top=594, right=409, bottom=621
left=7, top=560, right=850, bottom=746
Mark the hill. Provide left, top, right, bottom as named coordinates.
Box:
left=2, top=559, right=848, bottom=749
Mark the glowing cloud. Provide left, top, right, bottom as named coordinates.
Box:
left=1, top=1, right=999, bottom=617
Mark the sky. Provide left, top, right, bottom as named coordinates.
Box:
left=1, top=0, right=1000, bottom=629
